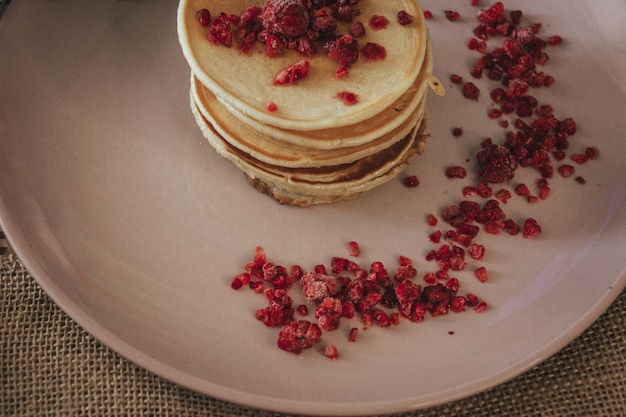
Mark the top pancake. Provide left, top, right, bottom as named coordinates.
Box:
left=177, top=0, right=429, bottom=131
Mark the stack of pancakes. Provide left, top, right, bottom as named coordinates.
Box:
left=178, top=0, right=443, bottom=206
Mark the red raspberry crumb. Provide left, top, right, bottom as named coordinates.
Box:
left=445, top=166, right=467, bottom=179
left=523, top=218, right=542, bottom=239
left=404, top=175, right=420, bottom=188
left=361, top=42, right=387, bottom=61
left=397, top=10, right=414, bottom=25
left=423, top=10, right=433, bottom=20
left=261, top=0, right=310, bottom=38
left=301, top=271, right=338, bottom=303
left=444, top=10, right=461, bottom=22
left=336, top=91, right=358, bottom=106
left=277, top=320, right=322, bottom=353
left=347, top=241, right=361, bottom=257
left=273, top=60, right=310, bottom=85
left=321, top=344, right=339, bottom=360
left=196, top=9, right=211, bottom=27
left=475, top=301, right=488, bottom=313
left=474, top=266, right=488, bottom=283
left=266, top=101, right=278, bottom=112
left=450, top=74, right=463, bottom=84
left=368, top=15, right=389, bottom=30
left=315, top=297, right=343, bottom=331
left=462, top=82, right=480, bottom=100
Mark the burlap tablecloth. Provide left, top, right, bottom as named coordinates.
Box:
left=1, top=231, right=624, bottom=417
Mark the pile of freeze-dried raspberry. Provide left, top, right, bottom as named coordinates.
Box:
left=196, top=0, right=414, bottom=81
left=231, top=243, right=487, bottom=360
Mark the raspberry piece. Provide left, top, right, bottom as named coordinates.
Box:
left=326, top=34, right=360, bottom=68
left=277, top=320, right=322, bottom=353
left=301, top=271, right=338, bottom=303
left=315, top=297, right=343, bottom=331
left=476, top=144, right=518, bottom=183
left=261, top=0, right=310, bottom=38
left=255, top=288, right=295, bottom=327
left=273, top=60, right=310, bottom=85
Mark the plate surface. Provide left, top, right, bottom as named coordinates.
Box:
left=1, top=1, right=625, bottom=415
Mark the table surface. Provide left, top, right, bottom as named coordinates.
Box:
left=0, top=3, right=624, bottom=416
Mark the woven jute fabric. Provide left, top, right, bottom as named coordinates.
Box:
left=1, top=247, right=624, bottom=417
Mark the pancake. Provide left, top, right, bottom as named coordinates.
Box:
left=177, top=0, right=443, bottom=205
left=190, top=95, right=429, bottom=205
left=178, top=0, right=434, bottom=130
left=192, top=73, right=427, bottom=168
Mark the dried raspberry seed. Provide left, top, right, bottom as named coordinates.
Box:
left=404, top=175, right=420, bottom=188
left=368, top=15, right=390, bottom=30
left=462, top=82, right=480, bottom=101
left=452, top=127, right=464, bottom=137
left=397, top=10, right=414, bottom=26
left=575, top=176, right=586, bottom=184
left=336, top=91, right=358, bottom=106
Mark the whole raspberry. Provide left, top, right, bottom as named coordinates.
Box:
left=261, top=0, right=310, bottom=38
